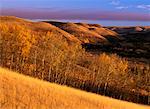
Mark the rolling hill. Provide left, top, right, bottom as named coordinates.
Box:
left=45, top=21, right=121, bottom=45
left=0, top=68, right=149, bottom=109
left=45, top=21, right=109, bottom=44
left=0, top=16, right=120, bottom=45
left=0, top=16, right=80, bottom=43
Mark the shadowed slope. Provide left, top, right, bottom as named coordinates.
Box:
left=0, top=68, right=149, bottom=109
left=86, top=26, right=120, bottom=44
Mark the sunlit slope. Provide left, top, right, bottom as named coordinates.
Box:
left=46, top=21, right=108, bottom=44
left=46, top=21, right=121, bottom=44
left=0, top=16, right=80, bottom=43
left=75, top=22, right=119, bottom=38
left=75, top=23, right=120, bottom=44
left=0, top=68, right=149, bottom=109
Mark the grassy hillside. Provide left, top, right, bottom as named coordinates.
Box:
left=45, top=21, right=108, bottom=44
left=45, top=21, right=121, bottom=45
left=0, top=16, right=80, bottom=43
left=75, top=23, right=119, bottom=38
left=0, top=68, right=149, bottom=109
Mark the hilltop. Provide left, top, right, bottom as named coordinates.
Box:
left=0, top=16, right=80, bottom=43
left=0, top=68, right=149, bottom=109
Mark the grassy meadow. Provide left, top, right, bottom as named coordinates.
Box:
left=0, top=68, right=149, bottom=109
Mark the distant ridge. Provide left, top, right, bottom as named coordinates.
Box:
left=45, top=21, right=121, bottom=45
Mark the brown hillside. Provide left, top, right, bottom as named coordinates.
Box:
left=75, top=22, right=118, bottom=38
left=45, top=21, right=108, bottom=44
left=75, top=23, right=120, bottom=44
left=0, top=16, right=80, bottom=43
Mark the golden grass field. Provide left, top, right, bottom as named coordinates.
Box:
left=0, top=68, right=150, bottom=109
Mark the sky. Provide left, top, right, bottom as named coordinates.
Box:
left=0, top=0, right=150, bottom=21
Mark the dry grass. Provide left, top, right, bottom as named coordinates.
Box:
left=47, top=21, right=120, bottom=44
left=0, top=68, right=149, bottom=109
left=0, top=16, right=80, bottom=43
left=46, top=21, right=108, bottom=43
left=74, top=22, right=118, bottom=38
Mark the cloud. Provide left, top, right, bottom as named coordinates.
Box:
left=137, top=5, right=150, bottom=11
left=110, top=0, right=128, bottom=10
left=116, top=6, right=128, bottom=9
left=110, top=0, right=120, bottom=5
left=1, top=8, right=150, bottom=21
